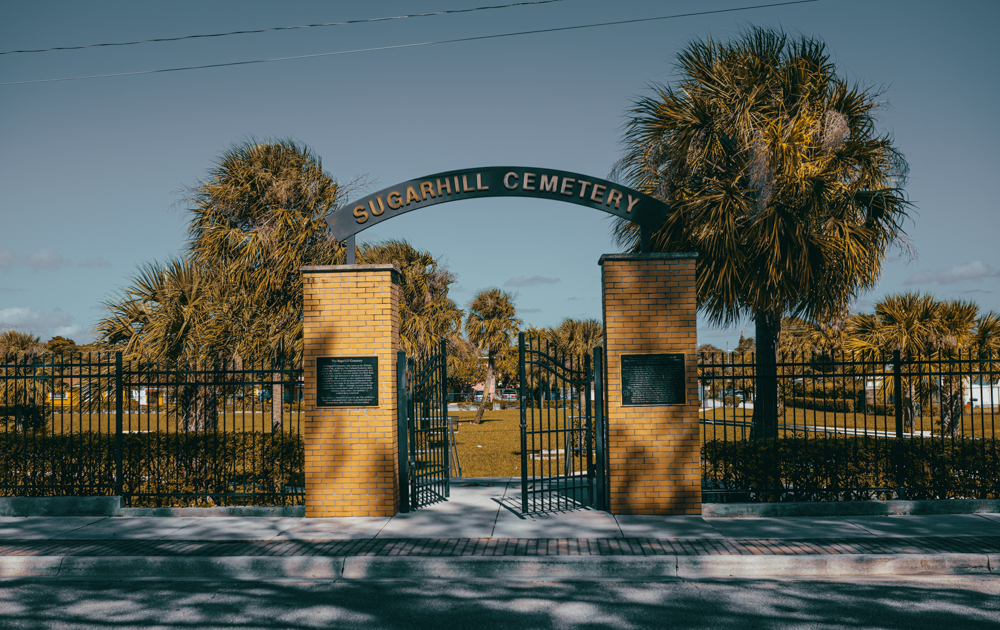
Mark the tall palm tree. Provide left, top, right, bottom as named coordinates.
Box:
left=186, top=138, right=345, bottom=365
left=465, top=289, right=520, bottom=424
left=612, top=27, right=911, bottom=438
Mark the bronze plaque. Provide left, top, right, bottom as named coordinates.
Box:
left=620, top=353, right=686, bottom=406
left=316, top=356, right=378, bottom=407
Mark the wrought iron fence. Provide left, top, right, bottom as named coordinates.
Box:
left=699, top=350, right=1000, bottom=502
left=0, top=352, right=304, bottom=507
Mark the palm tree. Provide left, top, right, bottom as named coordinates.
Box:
left=0, top=330, right=43, bottom=358
left=542, top=318, right=603, bottom=408
left=550, top=318, right=603, bottom=360
left=186, top=139, right=345, bottom=365
left=98, top=140, right=464, bottom=429
left=611, top=27, right=911, bottom=438
left=96, top=259, right=225, bottom=431
left=96, top=259, right=214, bottom=363
left=357, top=240, right=463, bottom=359
left=465, top=289, right=520, bottom=424
left=0, top=330, right=49, bottom=430
left=845, top=293, right=994, bottom=434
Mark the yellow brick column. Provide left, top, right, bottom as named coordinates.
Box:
left=599, top=253, right=700, bottom=515
left=300, top=264, right=401, bottom=517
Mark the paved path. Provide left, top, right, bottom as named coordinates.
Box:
left=2, top=479, right=999, bottom=579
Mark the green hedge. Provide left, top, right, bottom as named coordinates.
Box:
left=703, top=436, right=1000, bottom=501
left=0, top=432, right=304, bottom=507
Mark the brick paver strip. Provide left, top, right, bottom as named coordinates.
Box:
left=1, top=537, right=999, bottom=558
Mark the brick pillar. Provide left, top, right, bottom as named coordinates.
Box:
left=599, top=253, right=700, bottom=515
left=300, top=265, right=401, bottom=517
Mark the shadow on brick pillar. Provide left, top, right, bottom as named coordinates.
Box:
left=598, top=253, right=701, bottom=515
left=300, top=264, right=402, bottom=517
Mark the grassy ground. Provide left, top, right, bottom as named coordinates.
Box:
left=21, top=410, right=302, bottom=434
left=450, top=409, right=521, bottom=477
left=700, top=406, right=1000, bottom=440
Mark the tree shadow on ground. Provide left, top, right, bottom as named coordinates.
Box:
left=1, top=576, right=999, bottom=629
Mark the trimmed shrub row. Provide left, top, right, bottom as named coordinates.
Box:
left=703, top=436, right=1000, bottom=501
left=0, top=432, right=304, bottom=507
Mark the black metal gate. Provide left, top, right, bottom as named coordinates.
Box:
left=397, top=340, right=450, bottom=512
left=518, top=332, right=606, bottom=513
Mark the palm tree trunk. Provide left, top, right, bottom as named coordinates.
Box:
left=473, top=356, right=494, bottom=424
left=750, top=310, right=781, bottom=440
left=271, top=374, right=283, bottom=433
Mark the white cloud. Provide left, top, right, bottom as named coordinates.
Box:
left=0, top=248, right=73, bottom=273
left=0, top=249, right=16, bottom=273
left=904, top=261, right=1000, bottom=286
left=520, top=308, right=542, bottom=313
left=504, top=275, right=560, bottom=288
left=0, top=307, right=86, bottom=342
left=22, top=248, right=71, bottom=271
left=77, top=257, right=112, bottom=268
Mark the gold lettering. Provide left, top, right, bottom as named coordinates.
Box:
left=420, top=181, right=435, bottom=200
left=606, top=189, right=623, bottom=209
left=578, top=181, right=592, bottom=198
left=437, top=178, right=452, bottom=196
left=462, top=175, right=474, bottom=192
left=387, top=191, right=403, bottom=209
left=476, top=173, right=488, bottom=191
left=590, top=184, right=606, bottom=203
left=405, top=186, right=421, bottom=205
left=503, top=172, right=519, bottom=189
left=353, top=205, right=368, bottom=223
left=523, top=172, right=535, bottom=191
left=377, top=196, right=385, bottom=213
left=560, top=177, right=575, bottom=195
left=369, top=199, right=384, bottom=216
left=626, top=194, right=640, bottom=214
left=454, top=176, right=461, bottom=193
left=539, top=174, right=558, bottom=192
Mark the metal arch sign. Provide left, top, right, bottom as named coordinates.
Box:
left=326, top=166, right=669, bottom=242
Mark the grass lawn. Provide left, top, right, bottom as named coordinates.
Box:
left=450, top=409, right=521, bottom=477
left=700, top=405, right=1000, bottom=440
left=29, top=410, right=302, bottom=434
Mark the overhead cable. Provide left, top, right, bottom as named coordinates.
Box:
left=0, top=1, right=820, bottom=86
left=0, top=0, right=568, bottom=55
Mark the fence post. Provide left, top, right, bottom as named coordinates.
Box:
left=893, top=350, right=903, bottom=439
left=440, top=339, right=450, bottom=498
left=892, top=349, right=905, bottom=498
left=396, top=351, right=410, bottom=513
left=593, top=346, right=607, bottom=512
left=519, top=332, right=529, bottom=514
left=114, top=351, right=123, bottom=498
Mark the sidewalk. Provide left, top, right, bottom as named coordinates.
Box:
left=1, top=478, right=999, bottom=580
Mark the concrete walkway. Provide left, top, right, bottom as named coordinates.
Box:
left=2, top=479, right=999, bottom=580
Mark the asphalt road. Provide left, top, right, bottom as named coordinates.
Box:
left=1, top=578, right=999, bottom=629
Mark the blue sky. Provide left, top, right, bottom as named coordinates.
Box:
left=2, top=0, right=998, bottom=349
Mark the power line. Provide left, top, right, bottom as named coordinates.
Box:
left=0, top=0, right=568, bottom=55
left=0, top=1, right=820, bottom=86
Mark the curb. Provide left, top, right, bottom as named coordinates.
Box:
left=703, top=499, right=1000, bottom=518
left=0, top=554, right=993, bottom=580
